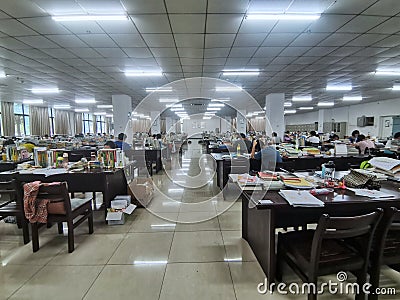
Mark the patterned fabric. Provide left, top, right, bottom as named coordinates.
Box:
left=342, top=169, right=381, bottom=189
left=23, top=181, right=49, bottom=223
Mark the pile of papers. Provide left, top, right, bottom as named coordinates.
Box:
left=369, top=157, right=400, bottom=177
left=278, top=190, right=325, bottom=207
left=347, top=188, right=396, bottom=199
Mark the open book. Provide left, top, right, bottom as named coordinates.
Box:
left=369, top=157, right=400, bottom=176
left=278, top=190, right=325, bottom=207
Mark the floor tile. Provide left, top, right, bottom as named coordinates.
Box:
left=84, top=264, right=166, bottom=300
left=0, top=264, right=42, bottom=299
left=9, top=265, right=102, bottom=300
left=218, top=211, right=242, bottom=231
left=48, top=234, right=124, bottom=265
left=169, top=231, right=225, bottom=262
left=108, top=232, right=173, bottom=265
left=176, top=212, right=220, bottom=231
left=221, top=230, right=256, bottom=262
left=129, top=212, right=178, bottom=233
left=159, top=262, right=236, bottom=300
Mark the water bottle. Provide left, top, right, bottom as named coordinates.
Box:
left=236, top=143, right=241, bottom=156
left=324, top=161, right=335, bottom=181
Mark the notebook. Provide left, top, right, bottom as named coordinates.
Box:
left=279, top=190, right=325, bottom=207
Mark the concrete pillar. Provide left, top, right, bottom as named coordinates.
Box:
left=265, top=93, right=284, bottom=137
left=165, top=117, right=173, bottom=134
left=237, top=110, right=247, bottom=134
left=112, top=95, right=132, bottom=135
left=318, top=109, right=325, bottom=133
left=151, top=111, right=161, bottom=134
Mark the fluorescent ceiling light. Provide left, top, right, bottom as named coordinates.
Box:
left=222, top=70, right=259, bottom=76
left=97, top=105, right=113, bottom=108
left=106, top=114, right=113, bottom=118
left=160, top=98, right=178, bottom=103
left=170, top=108, right=184, bottom=111
left=342, top=96, right=362, bottom=101
left=125, top=71, right=163, bottom=77
left=52, top=15, right=128, bottom=21
left=54, top=104, right=71, bottom=109
left=256, top=116, right=264, bottom=119
left=205, top=112, right=216, bottom=115
left=75, top=98, right=96, bottom=104
left=392, top=84, right=400, bottom=90
left=246, top=13, right=320, bottom=21
left=207, top=107, right=221, bottom=111
left=375, top=69, right=400, bottom=76
left=292, top=96, right=312, bottom=101
left=326, top=84, right=352, bottom=91
left=203, top=116, right=212, bottom=120
left=166, top=103, right=182, bottom=108
left=211, top=98, right=231, bottom=102
left=318, top=102, right=335, bottom=107
left=75, top=108, right=89, bottom=112
left=0, top=71, right=6, bottom=78
left=208, top=103, right=225, bottom=107
left=31, top=87, right=59, bottom=94
left=94, top=112, right=107, bottom=115
left=215, top=86, right=242, bottom=92
left=284, top=110, right=296, bottom=114
left=299, top=107, right=314, bottom=110
left=254, top=111, right=265, bottom=114
left=284, top=102, right=292, bottom=107
left=23, top=99, right=43, bottom=104
left=146, top=87, right=172, bottom=92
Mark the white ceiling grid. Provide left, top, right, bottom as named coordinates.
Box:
left=0, top=0, right=398, bottom=112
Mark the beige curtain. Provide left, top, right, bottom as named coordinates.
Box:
left=55, top=110, right=69, bottom=135
left=249, top=117, right=266, bottom=132
left=1, top=102, right=15, bottom=136
left=75, top=113, right=82, bottom=134
left=132, top=119, right=151, bottom=133
left=160, top=118, right=166, bottom=133
left=68, top=112, right=76, bottom=136
left=30, top=106, right=50, bottom=136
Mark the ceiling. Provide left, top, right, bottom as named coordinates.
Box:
left=0, top=0, right=399, bottom=115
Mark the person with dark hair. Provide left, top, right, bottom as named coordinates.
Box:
left=385, top=132, right=400, bottom=149
left=250, top=139, right=282, bottom=171
left=355, top=134, right=375, bottom=154
left=307, top=130, right=320, bottom=144
left=329, top=134, right=340, bottom=142
left=115, top=133, right=130, bottom=150
left=349, top=130, right=360, bottom=143
left=394, top=132, right=400, bottom=140
left=239, top=133, right=252, bottom=153
left=104, top=141, right=116, bottom=149
left=271, top=132, right=282, bottom=144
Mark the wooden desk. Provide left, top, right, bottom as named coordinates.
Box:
left=241, top=176, right=400, bottom=283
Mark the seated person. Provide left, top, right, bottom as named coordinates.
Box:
left=250, top=139, right=282, bottom=171
left=385, top=132, right=400, bottom=148
left=104, top=140, right=116, bottom=149
left=271, top=132, right=282, bottom=144
left=355, top=134, right=375, bottom=154
left=306, top=130, right=320, bottom=144
left=283, top=131, right=292, bottom=142
left=329, top=134, right=340, bottom=142
left=349, top=130, right=360, bottom=143
left=233, top=133, right=252, bottom=153
left=114, top=133, right=131, bottom=150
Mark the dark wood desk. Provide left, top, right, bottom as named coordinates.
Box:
left=0, top=159, right=33, bottom=172
left=241, top=177, right=400, bottom=283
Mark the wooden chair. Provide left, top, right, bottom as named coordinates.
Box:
left=276, top=210, right=383, bottom=300
left=0, top=180, right=29, bottom=244
left=30, top=182, right=94, bottom=253
left=369, top=207, right=400, bottom=300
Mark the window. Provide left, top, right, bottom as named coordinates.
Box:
left=82, top=113, right=93, bottom=134
left=48, top=108, right=55, bottom=136
left=96, top=115, right=106, bottom=134
left=14, top=103, right=30, bottom=136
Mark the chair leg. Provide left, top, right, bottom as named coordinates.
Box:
left=355, top=272, right=367, bottom=300
left=31, top=223, right=39, bottom=252
left=21, top=217, right=30, bottom=244
left=307, top=279, right=318, bottom=300
left=88, top=209, right=94, bottom=234
left=67, top=220, right=74, bottom=253
left=57, top=222, right=63, bottom=234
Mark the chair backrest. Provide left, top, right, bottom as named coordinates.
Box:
left=37, top=182, right=71, bottom=215
left=310, top=209, right=383, bottom=271
left=0, top=179, right=21, bottom=207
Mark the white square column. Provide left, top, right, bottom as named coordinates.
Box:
left=151, top=111, right=161, bottom=134
left=236, top=110, right=247, bottom=134
left=318, top=109, right=325, bottom=133
left=112, top=94, right=132, bottom=135
left=265, top=93, right=285, bottom=137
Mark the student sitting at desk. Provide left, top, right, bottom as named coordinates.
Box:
left=306, top=130, right=320, bottom=144
left=385, top=132, right=400, bottom=149
left=250, top=139, right=282, bottom=171
left=349, top=130, right=360, bottom=143
left=355, top=134, right=375, bottom=154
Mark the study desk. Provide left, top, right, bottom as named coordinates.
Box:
left=241, top=175, right=400, bottom=283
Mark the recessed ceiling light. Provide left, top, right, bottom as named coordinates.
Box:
left=246, top=13, right=320, bottom=21
left=211, top=98, right=231, bottom=102
left=106, top=114, right=113, bottom=118
left=222, top=70, right=259, bottom=76
left=0, top=71, right=6, bottom=78
left=318, top=102, right=335, bottom=107
left=203, top=116, right=212, bottom=120
left=23, top=99, right=43, bottom=104
left=53, top=104, right=71, bottom=109
left=97, top=105, right=113, bottom=108
left=208, top=103, right=225, bottom=107
left=125, top=71, right=163, bottom=77
left=94, top=112, right=107, bottom=115
left=207, top=107, right=221, bottom=111
left=292, top=96, right=312, bottom=101
left=75, top=108, right=89, bottom=112
left=299, top=107, right=314, bottom=110
left=31, top=87, right=59, bottom=94
left=284, top=102, right=292, bottom=107
left=326, top=84, right=352, bottom=91
left=255, top=116, right=264, bottom=119
left=215, top=86, right=242, bottom=92
left=52, top=15, right=128, bottom=21
left=392, top=83, right=400, bottom=90
left=146, top=87, right=172, bottom=92
left=342, top=96, right=362, bottom=101
left=160, top=98, right=178, bottom=103
left=375, top=69, right=400, bottom=76
left=75, top=98, right=96, bottom=104
left=284, top=110, right=296, bottom=114
left=170, top=108, right=184, bottom=111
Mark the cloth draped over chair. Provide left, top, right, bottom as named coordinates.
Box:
left=30, top=106, right=50, bottom=136
left=55, top=110, right=70, bottom=135
left=1, top=101, right=15, bottom=136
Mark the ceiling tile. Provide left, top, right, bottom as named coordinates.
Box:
left=229, top=47, right=257, bottom=57
left=174, top=34, right=204, bottom=48
left=170, top=14, right=205, bottom=33
left=40, top=48, right=77, bottom=58
left=0, top=37, right=33, bottom=49
left=150, top=47, right=178, bottom=57
left=1, top=0, right=46, bottom=17
left=121, top=0, right=166, bottom=13
left=180, top=58, right=203, bottom=65
left=308, top=15, right=355, bottom=33
left=76, top=0, right=125, bottom=14
left=303, top=46, right=337, bottom=56
left=233, top=33, right=267, bottom=47
left=67, top=48, right=103, bottom=58
left=205, top=34, right=235, bottom=48
left=204, top=48, right=230, bottom=58
left=17, top=36, right=59, bottom=48
left=15, top=49, right=51, bottom=59
left=363, top=0, right=400, bottom=16
left=325, top=0, right=377, bottom=14
left=208, top=0, right=249, bottom=13
left=77, top=34, right=118, bottom=47
left=142, top=34, right=175, bottom=47
left=46, top=34, right=88, bottom=47
left=33, top=0, right=84, bottom=14
left=166, top=0, right=206, bottom=13
left=96, top=20, right=138, bottom=34
left=290, top=33, right=329, bottom=46
left=96, top=47, right=129, bottom=58
left=132, top=15, right=171, bottom=34
left=372, top=35, right=400, bottom=47
left=279, top=47, right=310, bottom=56
left=318, top=33, right=359, bottom=46
left=254, top=46, right=284, bottom=57
left=262, top=33, right=298, bottom=47
left=0, top=19, right=38, bottom=36
left=19, top=16, right=71, bottom=34
left=368, top=17, right=400, bottom=34
left=271, top=20, right=313, bottom=33
left=110, top=34, right=146, bottom=47
left=338, top=16, right=388, bottom=33
left=203, top=58, right=225, bottom=65
left=122, top=47, right=153, bottom=58
left=206, top=14, right=243, bottom=33
left=59, top=21, right=105, bottom=34
left=177, top=48, right=203, bottom=58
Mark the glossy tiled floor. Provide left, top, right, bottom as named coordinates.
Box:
left=1, top=153, right=400, bottom=299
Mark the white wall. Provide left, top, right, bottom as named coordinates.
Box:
left=285, top=98, right=400, bottom=137
left=182, top=116, right=220, bottom=137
